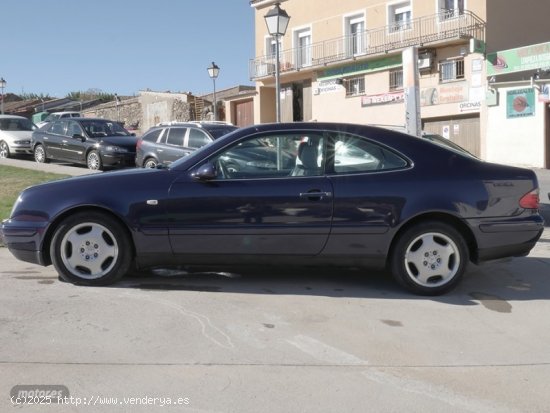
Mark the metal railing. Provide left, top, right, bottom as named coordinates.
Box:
left=249, top=9, right=485, bottom=80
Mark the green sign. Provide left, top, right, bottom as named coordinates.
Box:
left=506, top=88, right=535, bottom=119
left=318, top=55, right=402, bottom=80
left=487, top=41, right=550, bottom=76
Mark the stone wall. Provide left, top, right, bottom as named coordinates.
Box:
left=82, top=97, right=142, bottom=132
left=82, top=92, right=196, bottom=134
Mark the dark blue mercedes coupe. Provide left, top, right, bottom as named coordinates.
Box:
left=0, top=123, right=544, bottom=295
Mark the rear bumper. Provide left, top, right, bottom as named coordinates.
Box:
left=101, top=152, right=136, bottom=168
left=467, top=215, right=544, bottom=263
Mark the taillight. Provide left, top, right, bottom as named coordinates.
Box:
left=136, top=139, right=142, bottom=150
left=519, top=189, right=540, bottom=209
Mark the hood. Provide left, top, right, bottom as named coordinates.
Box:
left=0, top=130, right=33, bottom=141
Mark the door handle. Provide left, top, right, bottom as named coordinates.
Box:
left=299, top=191, right=332, bottom=200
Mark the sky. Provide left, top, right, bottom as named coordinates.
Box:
left=1, top=0, right=256, bottom=98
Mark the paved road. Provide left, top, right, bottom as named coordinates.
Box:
left=1, top=156, right=550, bottom=412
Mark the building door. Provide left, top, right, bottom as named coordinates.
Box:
left=232, top=99, right=254, bottom=127
left=423, top=115, right=480, bottom=157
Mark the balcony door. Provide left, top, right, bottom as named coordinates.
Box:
left=346, top=14, right=365, bottom=57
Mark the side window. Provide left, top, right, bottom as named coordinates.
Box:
left=51, top=121, right=68, bottom=135
left=166, top=127, right=186, bottom=146
left=142, top=128, right=163, bottom=143
left=330, top=134, right=407, bottom=174
left=188, top=128, right=212, bottom=148
left=209, top=133, right=325, bottom=180
left=67, top=121, right=83, bottom=137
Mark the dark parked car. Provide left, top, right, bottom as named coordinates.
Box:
left=135, top=121, right=238, bottom=168
left=1, top=123, right=544, bottom=295
left=32, top=117, right=138, bottom=170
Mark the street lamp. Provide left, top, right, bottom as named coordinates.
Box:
left=0, top=78, right=6, bottom=115
left=207, top=62, right=220, bottom=121
left=264, top=2, right=290, bottom=122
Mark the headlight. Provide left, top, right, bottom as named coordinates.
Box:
left=14, top=140, right=31, bottom=144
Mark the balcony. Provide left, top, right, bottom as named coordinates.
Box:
left=249, top=9, right=485, bottom=80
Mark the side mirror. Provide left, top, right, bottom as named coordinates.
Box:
left=192, top=162, right=217, bottom=181
left=73, top=134, right=85, bottom=142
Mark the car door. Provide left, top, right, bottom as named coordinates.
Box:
left=166, top=131, right=333, bottom=257
left=62, top=120, right=88, bottom=163
left=41, top=120, right=68, bottom=160
left=161, top=127, right=192, bottom=165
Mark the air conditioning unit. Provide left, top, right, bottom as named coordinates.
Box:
left=418, top=53, right=433, bottom=70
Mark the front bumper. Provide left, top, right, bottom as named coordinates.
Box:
left=0, top=219, right=49, bottom=266
left=10, top=142, right=32, bottom=155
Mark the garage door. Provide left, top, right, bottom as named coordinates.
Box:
left=423, top=116, right=480, bottom=157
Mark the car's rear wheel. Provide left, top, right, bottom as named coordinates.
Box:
left=87, top=150, right=102, bottom=170
left=143, top=157, right=158, bottom=168
left=390, top=221, right=468, bottom=295
left=34, top=144, right=48, bottom=163
left=50, top=211, right=132, bottom=286
left=0, top=141, right=10, bottom=158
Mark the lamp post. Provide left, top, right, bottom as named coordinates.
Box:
left=264, top=2, right=290, bottom=123
left=0, top=78, right=6, bottom=115
left=207, top=62, right=220, bottom=121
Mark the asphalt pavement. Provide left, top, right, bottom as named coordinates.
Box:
left=1, top=156, right=550, bottom=412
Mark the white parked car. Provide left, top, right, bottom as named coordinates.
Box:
left=0, top=115, right=35, bottom=158
left=35, top=111, right=81, bottom=128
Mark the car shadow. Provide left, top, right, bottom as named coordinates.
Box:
left=107, top=254, right=550, bottom=309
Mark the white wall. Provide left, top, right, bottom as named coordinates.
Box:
left=486, top=86, right=545, bottom=168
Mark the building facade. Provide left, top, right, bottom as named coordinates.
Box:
left=250, top=0, right=550, bottom=167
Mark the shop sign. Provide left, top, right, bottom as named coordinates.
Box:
left=487, top=41, right=550, bottom=76
left=420, top=82, right=468, bottom=106
left=506, top=88, right=535, bottom=118
left=361, top=91, right=404, bottom=106
left=538, top=84, right=550, bottom=102
left=318, top=55, right=402, bottom=80
left=314, top=79, right=342, bottom=95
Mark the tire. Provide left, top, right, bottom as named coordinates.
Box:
left=50, top=211, right=132, bottom=286
left=0, top=141, right=10, bottom=158
left=143, top=157, right=158, bottom=168
left=87, top=150, right=103, bottom=170
left=390, top=221, right=468, bottom=295
left=34, top=144, right=49, bottom=163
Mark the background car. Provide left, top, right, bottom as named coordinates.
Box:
left=32, top=117, right=137, bottom=170
left=35, top=111, right=81, bottom=128
left=135, top=121, right=238, bottom=168
left=0, top=114, right=35, bottom=158
left=2, top=123, right=544, bottom=295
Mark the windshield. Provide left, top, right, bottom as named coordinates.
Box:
left=80, top=120, right=132, bottom=138
left=204, top=125, right=238, bottom=139
left=422, top=133, right=477, bottom=159
left=169, top=128, right=241, bottom=169
left=0, top=117, right=35, bottom=131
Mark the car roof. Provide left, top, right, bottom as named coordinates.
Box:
left=0, top=114, right=28, bottom=119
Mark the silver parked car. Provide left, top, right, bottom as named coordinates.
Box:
left=0, top=115, right=35, bottom=158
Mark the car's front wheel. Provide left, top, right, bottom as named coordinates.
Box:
left=50, top=211, right=132, bottom=285
left=87, top=150, right=103, bottom=170
left=34, top=144, right=49, bottom=163
left=390, top=221, right=468, bottom=295
left=0, top=141, right=10, bottom=158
